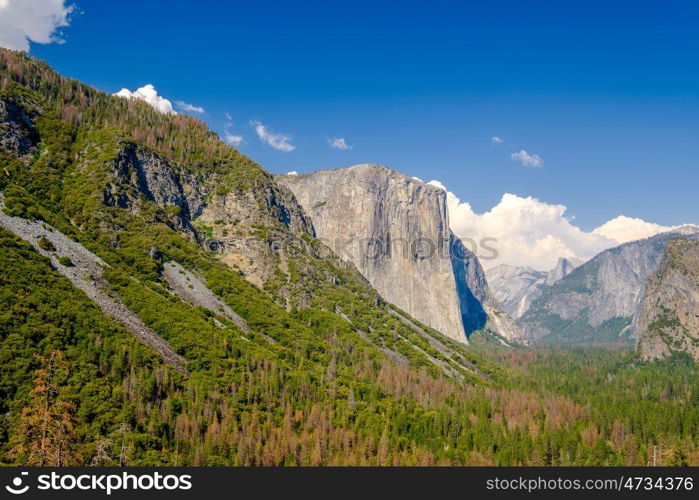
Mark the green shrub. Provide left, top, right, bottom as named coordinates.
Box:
left=37, top=236, right=55, bottom=251
left=58, top=256, right=74, bottom=267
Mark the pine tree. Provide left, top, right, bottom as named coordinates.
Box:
left=90, top=438, right=114, bottom=466
left=8, top=352, right=78, bottom=466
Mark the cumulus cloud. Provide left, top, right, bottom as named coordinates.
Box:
left=511, top=150, right=543, bottom=167
left=491, top=136, right=504, bottom=144
left=329, top=137, right=352, bottom=150
left=114, top=84, right=176, bottom=114
left=592, top=216, right=678, bottom=244
left=251, top=120, right=295, bottom=152
left=0, top=0, right=74, bottom=51
left=286, top=171, right=299, bottom=176
left=427, top=180, right=679, bottom=271
left=175, top=100, right=205, bottom=114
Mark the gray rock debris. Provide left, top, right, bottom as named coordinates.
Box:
left=0, top=193, right=187, bottom=373
left=388, top=309, right=490, bottom=381
left=162, top=261, right=251, bottom=333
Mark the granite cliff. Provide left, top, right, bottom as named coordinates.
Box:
left=635, top=238, right=699, bottom=361
left=277, top=164, right=520, bottom=344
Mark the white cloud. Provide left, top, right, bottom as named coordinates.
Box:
left=175, top=100, right=205, bottom=114
left=221, top=114, right=244, bottom=146
left=428, top=180, right=679, bottom=271
left=491, top=136, right=504, bottom=144
left=511, top=150, right=543, bottom=167
left=592, top=216, right=677, bottom=244
left=223, top=129, right=244, bottom=146
left=329, top=137, right=352, bottom=150
left=0, top=0, right=74, bottom=51
left=114, top=84, right=176, bottom=114
left=250, top=120, right=295, bottom=152
left=286, top=171, right=299, bottom=176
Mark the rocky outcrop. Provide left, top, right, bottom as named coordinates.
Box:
left=196, top=178, right=316, bottom=288
left=277, top=164, right=520, bottom=344
left=518, top=228, right=699, bottom=344
left=100, top=143, right=198, bottom=235
left=635, top=238, right=699, bottom=361
left=545, top=257, right=583, bottom=286
left=0, top=99, right=39, bottom=163
left=487, top=257, right=582, bottom=319
left=199, top=179, right=313, bottom=237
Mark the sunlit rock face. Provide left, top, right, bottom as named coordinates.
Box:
left=278, top=164, right=520, bottom=344
left=635, top=238, right=699, bottom=361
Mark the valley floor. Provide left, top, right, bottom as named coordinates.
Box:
left=475, top=344, right=699, bottom=466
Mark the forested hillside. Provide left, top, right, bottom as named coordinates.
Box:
left=0, top=49, right=697, bottom=466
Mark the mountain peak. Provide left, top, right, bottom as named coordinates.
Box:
left=544, top=257, right=583, bottom=286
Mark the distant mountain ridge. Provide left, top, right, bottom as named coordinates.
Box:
left=517, top=227, right=699, bottom=344
left=486, top=257, right=582, bottom=319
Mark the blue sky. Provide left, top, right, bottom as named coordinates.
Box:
left=3, top=0, right=698, bottom=267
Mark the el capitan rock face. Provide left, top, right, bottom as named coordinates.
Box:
left=635, top=238, right=699, bottom=361
left=277, top=164, right=520, bottom=344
